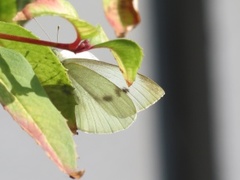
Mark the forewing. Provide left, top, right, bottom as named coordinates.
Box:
left=69, top=59, right=165, bottom=112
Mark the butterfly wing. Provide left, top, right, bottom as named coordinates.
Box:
left=66, top=59, right=165, bottom=112
left=63, top=60, right=137, bottom=133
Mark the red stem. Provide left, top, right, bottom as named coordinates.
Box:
left=0, top=32, right=90, bottom=53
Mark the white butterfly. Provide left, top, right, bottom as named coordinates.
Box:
left=59, top=50, right=165, bottom=133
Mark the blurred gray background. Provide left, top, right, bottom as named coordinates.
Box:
left=1, top=0, right=240, bottom=180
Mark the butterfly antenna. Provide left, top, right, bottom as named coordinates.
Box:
left=56, top=25, right=60, bottom=43
left=33, top=18, right=51, bottom=41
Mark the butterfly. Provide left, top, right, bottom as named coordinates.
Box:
left=59, top=50, right=165, bottom=133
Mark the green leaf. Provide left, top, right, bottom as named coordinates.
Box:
left=94, top=39, right=143, bottom=86
left=0, top=0, right=17, bottom=22
left=0, top=0, right=34, bottom=22
left=0, top=21, right=78, bottom=133
left=17, top=0, right=33, bottom=11
left=0, top=47, right=83, bottom=179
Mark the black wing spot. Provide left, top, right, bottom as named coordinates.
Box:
left=115, top=87, right=129, bottom=97
left=122, top=88, right=129, bottom=93
left=103, top=95, right=113, bottom=101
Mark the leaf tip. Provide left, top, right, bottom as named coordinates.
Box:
left=69, top=170, right=85, bottom=179
left=13, top=11, right=28, bottom=21
left=126, top=80, right=133, bottom=87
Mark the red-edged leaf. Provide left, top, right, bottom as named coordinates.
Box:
left=103, top=0, right=140, bottom=37
left=13, top=0, right=79, bottom=20
left=0, top=47, right=83, bottom=179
